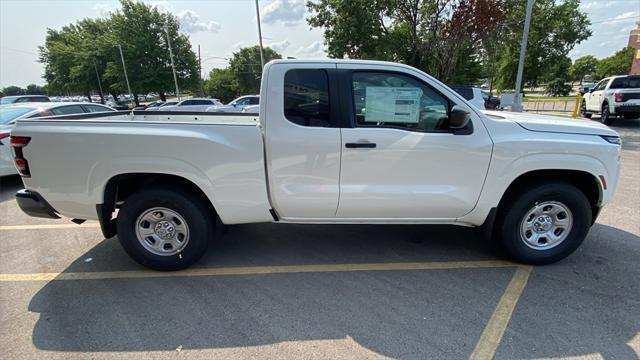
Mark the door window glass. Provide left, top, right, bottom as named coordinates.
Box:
left=352, top=72, right=450, bottom=131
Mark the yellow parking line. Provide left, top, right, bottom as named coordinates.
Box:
left=0, top=260, right=517, bottom=282
left=469, top=265, right=532, bottom=360
left=0, top=223, right=100, bottom=231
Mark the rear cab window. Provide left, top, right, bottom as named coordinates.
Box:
left=284, top=69, right=330, bottom=127
left=610, top=76, right=640, bottom=89
left=450, top=87, right=474, bottom=101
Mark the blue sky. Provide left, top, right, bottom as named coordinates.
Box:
left=0, top=0, right=639, bottom=87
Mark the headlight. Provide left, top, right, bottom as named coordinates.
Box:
left=601, top=136, right=621, bottom=145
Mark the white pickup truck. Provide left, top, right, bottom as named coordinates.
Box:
left=580, top=75, right=640, bottom=125
left=10, top=60, right=621, bottom=270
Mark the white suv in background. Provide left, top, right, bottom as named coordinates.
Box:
left=160, top=98, right=223, bottom=112
left=581, top=75, right=640, bottom=125
left=450, top=86, right=486, bottom=110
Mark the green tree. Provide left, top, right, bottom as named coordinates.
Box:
left=25, top=84, right=46, bottom=95
left=307, top=0, right=506, bottom=84
left=204, top=68, right=240, bottom=103
left=105, top=0, right=199, bottom=104
left=569, top=55, right=597, bottom=84
left=493, top=0, right=591, bottom=90
left=1, top=86, right=25, bottom=96
left=228, top=46, right=281, bottom=94
left=596, top=47, right=633, bottom=78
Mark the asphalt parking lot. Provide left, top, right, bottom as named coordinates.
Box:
left=0, top=117, right=638, bottom=360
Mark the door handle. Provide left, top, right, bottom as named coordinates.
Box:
left=345, top=142, right=376, bottom=149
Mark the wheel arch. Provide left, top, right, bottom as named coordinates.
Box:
left=497, top=169, right=602, bottom=222
left=477, top=169, right=603, bottom=242
left=97, top=173, right=218, bottom=238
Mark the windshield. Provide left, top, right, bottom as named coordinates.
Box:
left=0, top=96, right=18, bottom=105
left=0, top=107, right=36, bottom=124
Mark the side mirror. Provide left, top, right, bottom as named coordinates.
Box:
left=450, top=105, right=470, bottom=129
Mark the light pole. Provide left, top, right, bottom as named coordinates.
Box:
left=254, top=0, right=265, bottom=69
left=512, top=0, right=534, bottom=112
left=164, top=22, right=181, bottom=101
left=117, top=44, right=134, bottom=105
left=93, top=60, right=104, bottom=104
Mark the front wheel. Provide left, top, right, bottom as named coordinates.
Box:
left=496, top=182, right=592, bottom=265
left=116, top=188, right=214, bottom=270
left=580, top=101, right=591, bottom=118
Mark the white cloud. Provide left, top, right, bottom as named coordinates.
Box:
left=93, top=3, right=114, bottom=17
left=261, top=0, right=306, bottom=26
left=612, top=11, right=639, bottom=21
left=267, top=40, right=291, bottom=54
left=232, top=41, right=246, bottom=51
left=296, top=41, right=325, bottom=58
left=176, top=9, right=221, bottom=33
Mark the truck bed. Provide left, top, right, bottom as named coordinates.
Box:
left=11, top=110, right=272, bottom=224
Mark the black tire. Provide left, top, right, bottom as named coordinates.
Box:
left=116, top=188, right=214, bottom=270
left=601, top=103, right=613, bottom=125
left=580, top=101, right=591, bottom=119
left=496, top=181, right=592, bottom=265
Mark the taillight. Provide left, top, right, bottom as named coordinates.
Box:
left=614, top=91, right=623, bottom=102
left=10, top=136, right=31, bottom=177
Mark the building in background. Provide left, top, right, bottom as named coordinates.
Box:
left=629, top=22, right=640, bottom=75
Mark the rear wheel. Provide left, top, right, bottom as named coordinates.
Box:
left=580, top=101, right=591, bottom=118
left=496, top=182, right=592, bottom=265
left=600, top=103, right=613, bottom=125
left=116, top=188, right=213, bottom=270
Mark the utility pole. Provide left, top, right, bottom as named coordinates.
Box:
left=512, top=0, right=534, bottom=112
left=254, top=0, right=265, bottom=69
left=164, top=22, right=181, bottom=101
left=198, top=44, right=204, bottom=97
left=117, top=44, right=134, bottom=106
left=93, top=60, right=104, bottom=104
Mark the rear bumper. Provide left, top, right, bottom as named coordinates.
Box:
left=15, top=189, right=60, bottom=219
left=613, top=104, right=640, bottom=115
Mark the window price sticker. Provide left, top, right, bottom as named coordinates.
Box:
left=364, top=87, right=422, bottom=123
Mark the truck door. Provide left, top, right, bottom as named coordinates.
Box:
left=262, top=63, right=342, bottom=219
left=588, top=79, right=607, bottom=111
left=336, top=66, right=493, bottom=219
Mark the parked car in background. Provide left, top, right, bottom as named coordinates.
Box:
left=133, top=102, right=165, bottom=110
left=579, top=83, right=595, bottom=95
left=241, top=104, right=260, bottom=114
left=146, top=101, right=178, bottom=110
left=450, top=86, right=486, bottom=109
left=161, top=98, right=222, bottom=112
left=106, top=100, right=132, bottom=110
left=0, top=95, right=50, bottom=104
left=0, top=102, right=115, bottom=126
left=0, top=125, right=15, bottom=176
left=0, top=102, right=114, bottom=177
left=581, top=75, right=640, bottom=125
left=482, top=91, right=501, bottom=110
left=206, top=95, right=259, bottom=113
